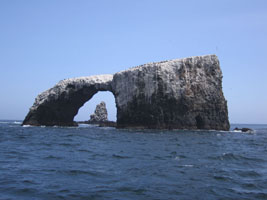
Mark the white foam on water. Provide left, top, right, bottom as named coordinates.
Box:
left=22, top=125, right=32, bottom=128
left=174, top=156, right=180, bottom=161
left=181, top=164, right=194, bottom=167
left=230, top=130, right=255, bottom=134
left=233, top=130, right=242, bottom=133
left=78, top=124, right=91, bottom=128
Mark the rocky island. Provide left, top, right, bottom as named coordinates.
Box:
left=22, top=55, right=230, bottom=130
left=89, top=101, right=108, bottom=123
left=78, top=101, right=117, bottom=127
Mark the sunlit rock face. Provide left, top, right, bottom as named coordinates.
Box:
left=23, top=55, right=229, bottom=130
left=112, top=55, right=229, bottom=130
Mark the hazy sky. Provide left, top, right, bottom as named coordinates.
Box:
left=0, top=0, right=266, bottom=124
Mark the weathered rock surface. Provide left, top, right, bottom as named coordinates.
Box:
left=89, top=101, right=108, bottom=122
left=22, top=75, right=113, bottom=126
left=23, top=55, right=230, bottom=130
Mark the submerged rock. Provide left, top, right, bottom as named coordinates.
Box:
left=89, top=101, right=108, bottom=123
left=22, top=54, right=230, bottom=130
left=233, top=127, right=253, bottom=133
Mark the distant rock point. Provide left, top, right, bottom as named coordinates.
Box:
left=89, top=101, right=108, bottom=123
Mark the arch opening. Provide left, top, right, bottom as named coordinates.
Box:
left=74, top=91, right=117, bottom=122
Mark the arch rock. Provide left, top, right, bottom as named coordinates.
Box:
left=23, top=75, right=113, bottom=126
left=23, top=55, right=230, bottom=130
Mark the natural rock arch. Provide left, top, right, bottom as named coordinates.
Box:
left=23, top=55, right=230, bottom=130
left=23, top=75, right=114, bottom=126
left=74, top=92, right=116, bottom=122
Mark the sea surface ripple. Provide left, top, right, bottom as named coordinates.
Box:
left=0, top=121, right=267, bottom=200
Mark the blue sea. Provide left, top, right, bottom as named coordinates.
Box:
left=0, top=120, right=267, bottom=200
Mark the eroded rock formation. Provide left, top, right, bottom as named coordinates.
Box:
left=22, top=75, right=113, bottom=126
left=89, top=101, right=108, bottom=123
left=23, top=55, right=230, bottom=130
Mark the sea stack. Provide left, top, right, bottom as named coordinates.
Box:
left=22, top=55, right=230, bottom=130
left=89, top=101, right=108, bottom=123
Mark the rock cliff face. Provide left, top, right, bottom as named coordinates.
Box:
left=89, top=101, right=108, bottom=122
left=23, top=55, right=230, bottom=130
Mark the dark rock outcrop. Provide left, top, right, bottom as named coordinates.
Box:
left=23, top=55, right=230, bottom=130
left=89, top=101, right=108, bottom=123
left=233, top=127, right=253, bottom=133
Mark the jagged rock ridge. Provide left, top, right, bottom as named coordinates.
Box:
left=23, top=54, right=230, bottom=130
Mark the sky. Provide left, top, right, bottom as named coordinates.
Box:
left=0, top=0, right=266, bottom=124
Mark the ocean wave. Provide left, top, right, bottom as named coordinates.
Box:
left=213, top=175, right=233, bottom=181
left=116, top=187, right=147, bottom=194
left=112, top=154, right=131, bottom=159
left=1, top=123, right=267, bottom=200
left=178, top=164, right=194, bottom=167
left=208, top=153, right=266, bottom=163
left=235, top=169, right=261, bottom=177
left=64, top=169, right=102, bottom=177
left=44, top=155, right=63, bottom=160
left=15, top=187, right=39, bottom=194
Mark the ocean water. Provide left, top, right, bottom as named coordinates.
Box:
left=0, top=121, right=267, bottom=200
